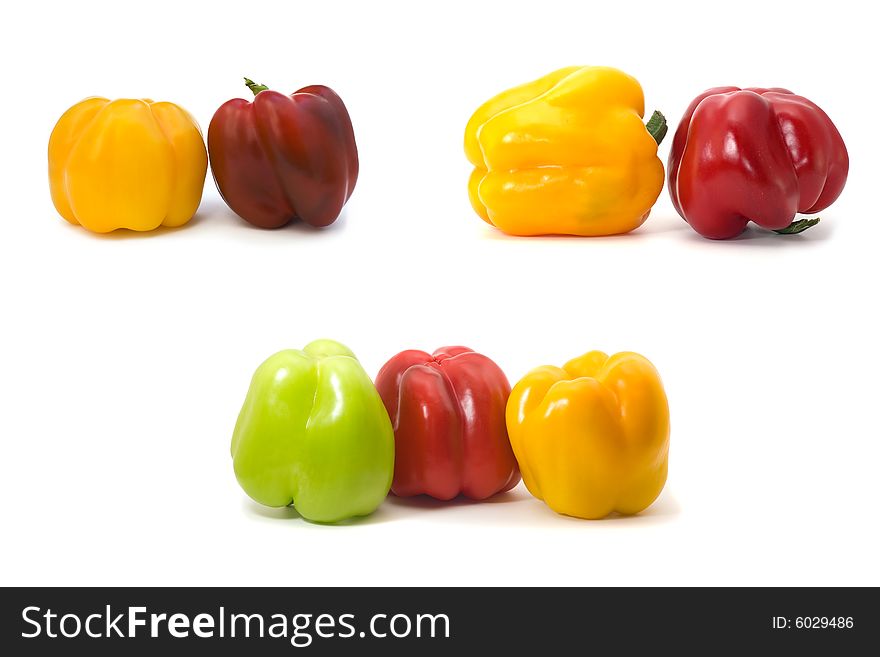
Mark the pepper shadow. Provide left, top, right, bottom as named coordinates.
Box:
left=478, top=212, right=834, bottom=245
left=582, top=490, right=681, bottom=524
left=678, top=218, right=834, bottom=246
left=495, top=490, right=681, bottom=527
left=387, top=487, right=680, bottom=526
left=480, top=227, right=654, bottom=243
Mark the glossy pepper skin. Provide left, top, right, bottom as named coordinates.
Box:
left=375, top=347, right=520, bottom=500
left=208, top=79, right=358, bottom=229
left=464, top=66, right=666, bottom=236
left=48, top=97, right=207, bottom=233
left=668, top=87, right=849, bottom=239
left=507, top=351, right=669, bottom=519
left=231, top=340, right=393, bottom=523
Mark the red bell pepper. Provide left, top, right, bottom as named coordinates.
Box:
left=668, top=87, right=848, bottom=239
left=375, top=346, right=520, bottom=500
left=207, top=79, right=358, bottom=228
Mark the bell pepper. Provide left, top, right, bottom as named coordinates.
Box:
left=668, top=87, right=849, bottom=239
left=375, top=347, right=519, bottom=500
left=231, top=339, right=393, bottom=523
left=464, top=66, right=667, bottom=236
left=208, top=78, right=358, bottom=229
left=48, top=97, right=207, bottom=233
left=507, top=351, right=669, bottom=519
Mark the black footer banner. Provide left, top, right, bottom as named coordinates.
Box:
left=1, top=587, right=875, bottom=654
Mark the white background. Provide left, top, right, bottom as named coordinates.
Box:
left=1, top=0, right=877, bottom=586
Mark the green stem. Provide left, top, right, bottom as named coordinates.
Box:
left=244, top=78, right=270, bottom=96
left=774, top=217, right=820, bottom=235
left=646, top=110, right=667, bottom=146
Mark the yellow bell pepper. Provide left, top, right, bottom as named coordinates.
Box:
left=48, top=97, right=208, bottom=233
left=464, top=66, right=666, bottom=236
left=506, top=351, right=670, bottom=519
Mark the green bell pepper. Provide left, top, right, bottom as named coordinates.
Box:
left=231, top=339, right=394, bottom=523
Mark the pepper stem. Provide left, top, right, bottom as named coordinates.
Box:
left=646, top=110, right=667, bottom=146
left=774, top=217, right=820, bottom=235
left=244, top=78, right=270, bottom=96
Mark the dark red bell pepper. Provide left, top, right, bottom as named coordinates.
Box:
left=207, top=78, right=358, bottom=228
left=668, top=87, right=848, bottom=239
left=375, top=346, right=520, bottom=500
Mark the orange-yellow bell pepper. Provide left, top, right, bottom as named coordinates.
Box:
left=48, top=97, right=208, bottom=233
left=464, top=66, right=666, bottom=236
left=506, top=351, right=670, bottom=519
